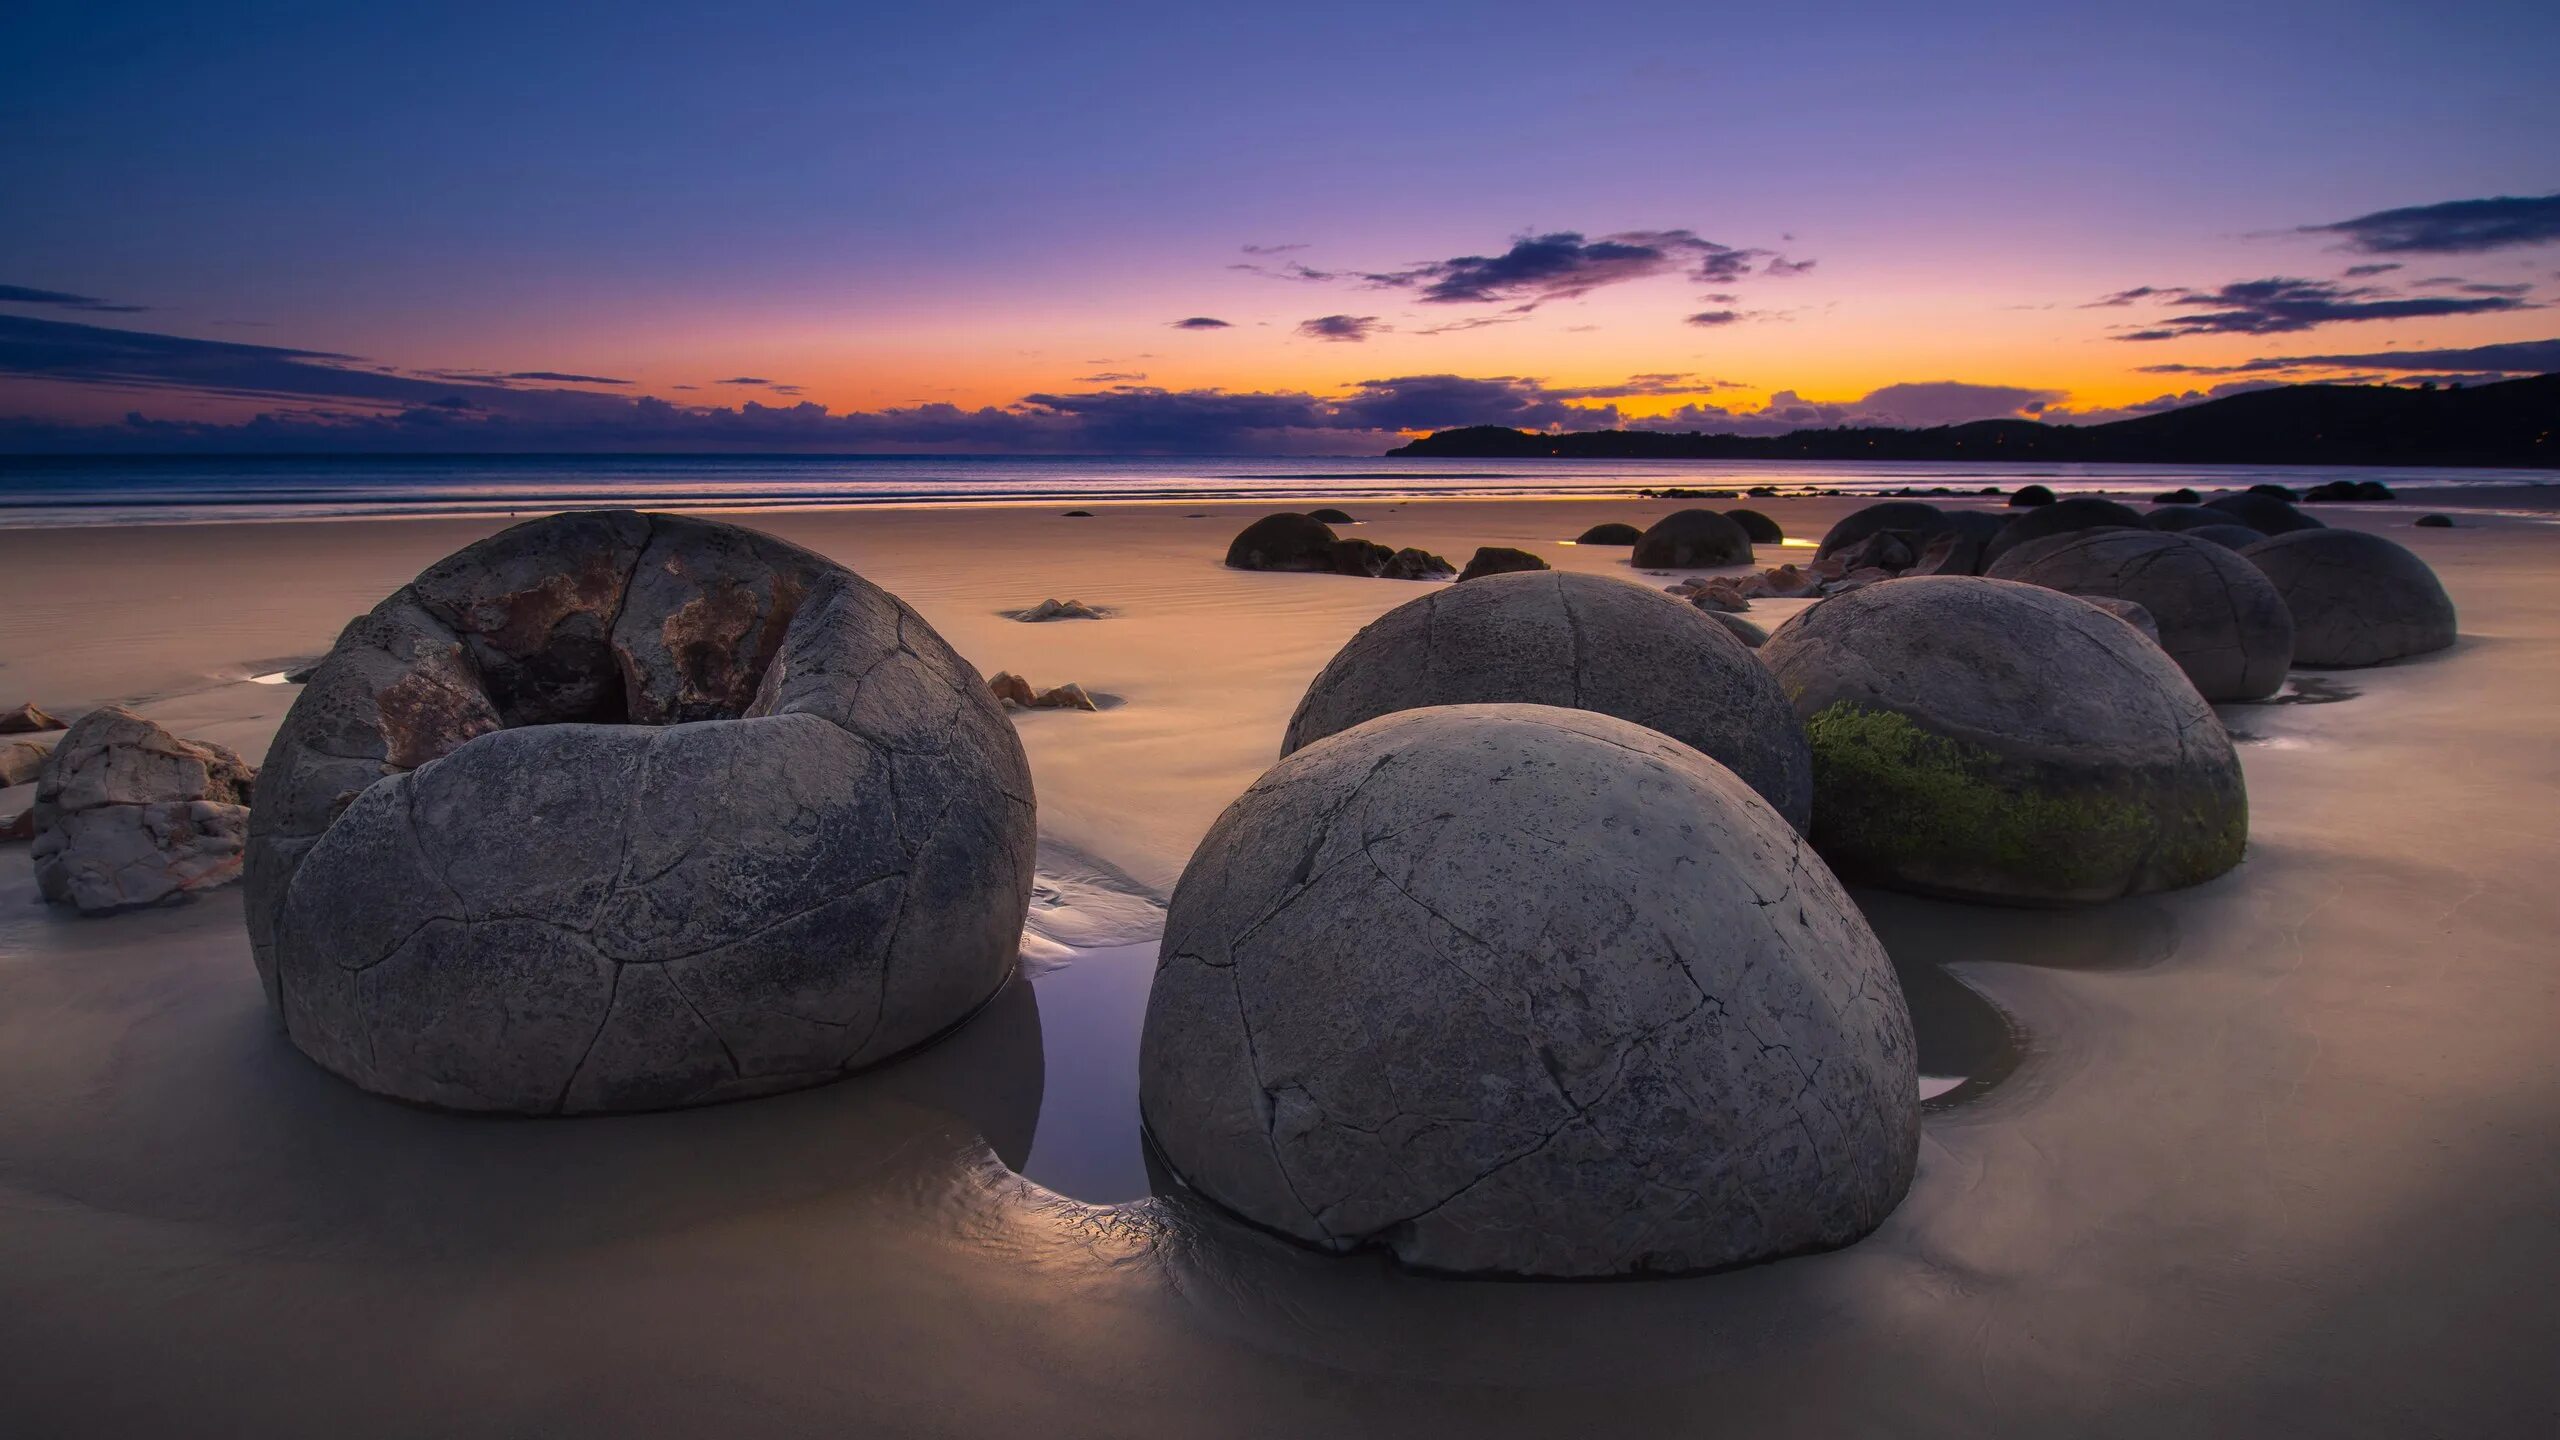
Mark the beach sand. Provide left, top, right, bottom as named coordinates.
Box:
left=2, top=493, right=2555, bottom=1435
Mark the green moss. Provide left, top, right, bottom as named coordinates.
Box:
left=1803, top=702, right=2238, bottom=898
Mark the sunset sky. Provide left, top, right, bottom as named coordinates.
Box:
left=4, top=1, right=2557, bottom=453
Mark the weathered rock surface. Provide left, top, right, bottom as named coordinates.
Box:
left=1, top=740, right=50, bottom=788
left=1573, top=522, right=1642, bottom=545
left=1632, top=508, right=1754, bottom=568
left=1762, top=576, right=2247, bottom=905
left=2205, top=492, right=2324, bottom=534
left=1988, top=528, right=2294, bottom=701
left=32, top=706, right=256, bottom=915
left=2146, top=504, right=2232, bottom=533
left=248, top=511, right=1036, bottom=1114
left=1725, top=508, right=1784, bottom=543
left=0, top=702, right=63, bottom=734
left=1283, top=571, right=1814, bottom=829
left=1225, top=512, right=1340, bottom=571
left=1140, top=704, right=1918, bottom=1277
left=1456, top=546, right=1550, bottom=582
left=0, top=809, right=31, bottom=844
left=2184, top=523, right=2271, bottom=551
left=1709, top=611, right=1769, bottom=647
left=2240, top=529, right=2457, bottom=667
left=2081, top=596, right=2162, bottom=643
left=1981, top=498, right=2147, bottom=568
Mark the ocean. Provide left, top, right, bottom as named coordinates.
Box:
left=0, top=453, right=2547, bottom=528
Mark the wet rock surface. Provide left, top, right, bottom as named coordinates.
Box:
left=33, top=705, right=257, bottom=914
left=2241, top=528, right=2457, bottom=667
left=1282, top=571, right=1813, bottom=830
left=1762, top=576, right=2247, bottom=905
left=249, top=511, right=1037, bottom=1114
left=1141, top=704, right=1918, bottom=1277
left=1989, top=528, right=2294, bottom=701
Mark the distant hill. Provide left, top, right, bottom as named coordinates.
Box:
left=1385, top=373, right=2560, bottom=468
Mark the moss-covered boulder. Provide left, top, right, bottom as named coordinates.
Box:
left=1762, top=577, right=2246, bottom=905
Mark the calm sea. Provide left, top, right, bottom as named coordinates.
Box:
left=0, top=453, right=2546, bottom=528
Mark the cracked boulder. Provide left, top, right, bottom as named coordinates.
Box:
left=1140, top=704, right=1917, bottom=1277
left=1762, top=576, right=2247, bottom=905
left=32, top=706, right=257, bottom=914
left=2239, top=528, right=2455, bottom=667
left=1987, top=528, right=2294, bottom=701
left=247, top=511, right=1036, bottom=1114
left=1281, top=571, right=1812, bottom=831
left=1979, top=497, right=2147, bottom=569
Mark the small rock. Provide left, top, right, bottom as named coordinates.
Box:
left=1574, top=522, right=1642, bottom=545
left=1456, top=546, right=1550, bottom=582
left=2415, top=513, right=2453, bottom=528
left=1381, top=546, right=1455, bottom=580
left=1, top=740, right=51, bottom=788
left=1061, top=509, right=1095, bottom=517
left=1, top=809, right=32, bottom=844
left=988, top=671, right=1039, bottom=707
left=32, top=705, right=257, bottom=915
left=1030, top=682, right=1099, bottom=711
left=0, top=702, right=63, bottom=734
left=2153, top=488, right=2201, bottom=505
left=1015, top=598, right=1106, bottom=622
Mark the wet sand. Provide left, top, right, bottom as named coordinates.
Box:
left=2, top=492, right=2555, bottom=1435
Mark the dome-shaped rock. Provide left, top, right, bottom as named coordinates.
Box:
left=2183, top=523, right=2271, bottom=552
left=1632, top=508, right=1754, bottom=568
left=2008, top=484, right=2056, bottom=507
left=1226, top=512, right=1341, bottom=571
left=1282, top=571, right=1813, bottom=829
left=1574, top=522, right=1642, bottom=545
left=1761, top=576, right=2247, bottom=905
left=2204, top=492, right=2324, bottom=535
left=2146, top=504, right=2232, bottom=533
left=1140, top=704, right=1918, bottom=1277
left=1455, top=546, right=1550, bottom=582
left=1724, top=508, right=1784, bottom=543
left=1980, top=497, right=2147, bottom=568
left=1816, top=502, right=1941, bottom=559
left=1988, top=529, right=2294, bottom=700
left=247, top=511, right=1036, bottom=1114
left=2239, top=529, right=2456, bottom=666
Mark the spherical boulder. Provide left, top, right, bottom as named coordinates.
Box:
left=2184, top=523, right=2271, bottom=552
left=2204, top=492, right=2323, bottom=535
left=1308, top=507, right=1357, bottom=524
left=1724, top=508, right=1784, bottom=543
left=1816, top=501, right=1941, bottom=559
left=2145, top=504, right=2231, bottom=533
left=1987, top=529, right=2294, bottom=700
left=1761, top=577, right=2247, bottom=905
left=1574, top=521, right=1642, bottom=545
left=2239, top=529, right=2456, bottom=667
left=1632, top=508, right=1754, bottom=568
left=2008, top=484, right=2056, bottom=507
left=1980, top=497, right=2147, bottom=568
left=1140, top=704, right=1918, bottom=1277
left=247, top=511, right=1037, bottom=1114
left=1281, top=571, right=1813, bottom=830
left=1226, top=512, right=1340, bottom=570
left=2415, top=513, right=2453, bottom=529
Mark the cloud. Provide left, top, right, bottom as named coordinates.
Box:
left=1762, top=257, right=1817, bottom=277
left=1169, top=316, right=1232, bottom=329
left=1075, top=371, right=1147, bottom=382
left=1686, top=310, right=1743, bottom=327
left=0, top=314, right=526, bottom=409
left=2102, top=276, right=2533, bottom=339
left=2342, top=263, right=2403, bottom=278
left=716, top=376, right=773, bottom=385
left=0, top=283, right=148, bottom=314
left=1623, top=380, right=2064, bottom=436
left=2084, top=285, right=2171, bottom=308
left=1362, top=229, right=1796, bottom=306
left=1240, top=243, right=1309, bottom=255
left=1325, top=374, right=1622, bottom=431
left=1231, top=260, right=1340, bottom=283
left=500, top=370, right=631, bottom=385
left=2039, top=380, right=2287, bottom=425
left=2134, top=338, right=2560, bottom=376
left=2300, top=193, right=2560, bottom=255
left=1296, top=314, right=1383, bottom=342
left=1543, top=373, right=1744, bottom=399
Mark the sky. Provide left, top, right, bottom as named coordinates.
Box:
left=3, top=0, right=2557, bottom=454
